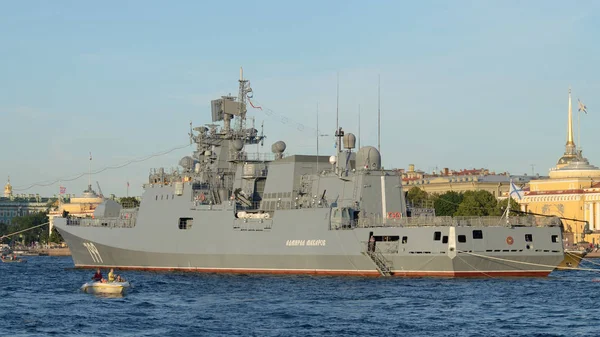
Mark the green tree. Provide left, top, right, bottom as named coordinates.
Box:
left=455, top=190, right=499, bottom=216
left=119, top=197, right=140, bottom=208
left=49, top=229, right=64, bottom=244
left=11, top=212, right=49, bottom=245
left=495, top=198, right=521, bottom=216
left=406, top=187, right=429, bottom=207
left=434, top=191, right=463, bottom=216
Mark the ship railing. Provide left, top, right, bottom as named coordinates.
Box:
left=65, top=217, right=137, bottom=228
left=351, top=215, right=561, bottom=228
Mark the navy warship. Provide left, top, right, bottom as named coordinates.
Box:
left=54, top=70, right=565, bottom=277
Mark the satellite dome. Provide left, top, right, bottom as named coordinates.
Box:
left=179, top=156, right=195, bottom=170
left=232, top=139, right=244, bottom=151
left=329, top=156, right=337, bottom=165
left=343, top=133, right=356, bottom=149
left=355, top=146, right=381, bottom=170
left=271, top=141, right=286, bottom=154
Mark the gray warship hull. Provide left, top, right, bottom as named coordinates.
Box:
left=53, top=70, right=564, bottom=277
left=55, top=197, right=564, bottom=277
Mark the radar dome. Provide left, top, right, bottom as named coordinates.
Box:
left=271, top=141, right=286, bottom=154
left=355, top=146, right=381, bottom=170
left=343, top=133, right=356, bottom=149
left=329, top=156, right=337, bottom=165
left=232, top=139, right=244, bottom=151
left=179, top=156, right=195, bottom=170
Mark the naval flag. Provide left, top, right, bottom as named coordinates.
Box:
left=509, top=181, right=523, bottom=201
left=59, top=186, right=66, bottom=195
left=578, top=99, right=587, bottom=114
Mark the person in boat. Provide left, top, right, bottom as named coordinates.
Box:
left=116, top=275, right=125, bottom=282
left=108, top=268, right=115, bottom=282
left=92, top=268, right=103, bottom=282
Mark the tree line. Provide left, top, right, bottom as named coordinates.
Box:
left=406, top=187, right=520, bottom=217
left=0, top=211, right=63, bottom=246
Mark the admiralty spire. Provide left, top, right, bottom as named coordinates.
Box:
left=557, top=87, right=580, bottom=168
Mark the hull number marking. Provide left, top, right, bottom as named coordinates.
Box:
left=83, top=242, right=104, bottom=263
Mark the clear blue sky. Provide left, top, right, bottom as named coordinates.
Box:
left=1, top=0, right=599, bottom=197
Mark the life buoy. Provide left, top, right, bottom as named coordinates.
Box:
left=387, top=212, right=396, bottom=219
left=506, top=236, right=514, bottom=245
left=199, top=193, right=206, bottom=202
left=394, top=212, right=401, bottom=219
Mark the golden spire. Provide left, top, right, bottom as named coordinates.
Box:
left=567, top=87, right=574, bottom=145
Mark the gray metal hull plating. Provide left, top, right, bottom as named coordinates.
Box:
left=55, top=206, right=563, bottom=277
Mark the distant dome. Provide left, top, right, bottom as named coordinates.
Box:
left=179, top=156, right=195, bottom=170
left=3, top=177, right=12, bottom=197
left=355, top=146, right=381, bottom=170
left=271, top=141, right=286, bottom=154
left=550, top=157, right=600, bottom=179
left=232, top=139, right=244, bottom=151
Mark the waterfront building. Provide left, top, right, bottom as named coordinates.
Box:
left=400, top=164, right=537, bottom=198
left=519, top=88, right=600, bottom=245
left=47, top=184, right=103, bottom=234
left=1, top=177, right=52, bottom=225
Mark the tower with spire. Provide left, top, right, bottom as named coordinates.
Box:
left=556, top=87, right=582, bottom=169
left=3, top=176, right=12, bottom=198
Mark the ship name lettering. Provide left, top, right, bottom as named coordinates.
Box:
left=286, top=239, right=326, bottom=247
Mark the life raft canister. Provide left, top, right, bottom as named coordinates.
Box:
left=506, top=236, right=514, bottom=245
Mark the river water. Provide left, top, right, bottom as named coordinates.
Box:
left=1, top=256, right=599, bottom=337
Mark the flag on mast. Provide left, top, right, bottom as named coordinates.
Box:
left=509, top=181, right=523, bottom=201
left=59, top=186, right=66, bottom=194
left=578, top=99, right=587, bottom=114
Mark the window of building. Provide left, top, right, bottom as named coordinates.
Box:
left=433, top=231, right=441, bottom=241
left=442, top=236, right=448, bottom=244
left=473, top=230, right=483, bottom=239
left=551, top=235, right=559, bottom=243
left=402, top=236, right=408, bottom=244
left=178, top=217, right=193, bottom=230
left=525, top=234, right=533, bottom=242
left=458, top=235, right=466, bottom=243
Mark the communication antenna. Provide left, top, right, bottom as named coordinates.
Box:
left=316, top=103, right=329, bottom=174
left=358, top=104, right=361, bottom=149
left=378, top=74, right=381, bottom=153
left=335, top=72, right=340, bottom=152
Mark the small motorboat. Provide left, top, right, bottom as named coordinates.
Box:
left=81, top=281, right=131, bottom=294
left=1, top=256, right=26, bottom=263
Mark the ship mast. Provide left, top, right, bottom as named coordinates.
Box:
left=237, top=67, right=250, bottom=133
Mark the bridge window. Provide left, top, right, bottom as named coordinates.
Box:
left=433, top=231, right=441, bottom=241
left=472, top=230, right=483, bottom=239
left=442, top=236, right=448, bottom=244
left=525, top=234, right=533, bottom=242
left=458, top=235, right=466, bottom=243
left=551, top=235, right=559, bottom=243
left=402, top=236, right=408, bottom=244
left=178, top=217, right=193, bottom=230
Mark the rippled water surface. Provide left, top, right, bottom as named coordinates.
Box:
left=1, top=256, right=600, bottom=336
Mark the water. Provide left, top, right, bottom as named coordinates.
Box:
left=1, top=256, right=600, bottom=337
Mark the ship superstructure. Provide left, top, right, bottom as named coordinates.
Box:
left=54, top=70, right=564, bottom=277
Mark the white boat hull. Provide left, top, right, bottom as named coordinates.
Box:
left=81, top=281, right=130, bottom=294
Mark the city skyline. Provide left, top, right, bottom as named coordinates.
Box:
left=1, top=1, right=599, bottom=196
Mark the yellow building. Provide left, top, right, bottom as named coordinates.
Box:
left=520, top=88, right=600, bottom=245
left=400, top=165, right=532, bottom=198
left=48, top=184, right=103, bottom=234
